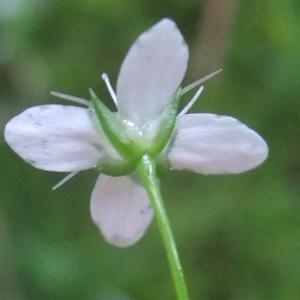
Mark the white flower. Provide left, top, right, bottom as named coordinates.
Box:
left=4, top=19, right=268, bottom=247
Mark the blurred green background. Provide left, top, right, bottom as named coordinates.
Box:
left=0, top=0, right=299, bottom=299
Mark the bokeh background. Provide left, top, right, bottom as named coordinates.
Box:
left=0, top=0, right=299, bottom=299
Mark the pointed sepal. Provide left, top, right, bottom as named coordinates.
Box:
left=149, top=89, right=182, bottom=157
left=89, top=88, right=141, bottom=164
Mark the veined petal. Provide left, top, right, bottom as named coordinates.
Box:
left=168, top=113, right=268, bottom=174
left=116, top=18, right=188, bottom=127
left=90, top=175, right=153, bottom=247
left=4, top=105, right=112, bottom=172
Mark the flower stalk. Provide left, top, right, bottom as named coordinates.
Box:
left=138, top=154, right=190, bottom=300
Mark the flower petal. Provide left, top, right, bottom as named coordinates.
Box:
left=168, top=113, right=268, bottom=174
left=4, top=105, right=109, bottom=172
left=90, top=175, right=153, bottom=247
left=116, top=18, right=188, bottom=127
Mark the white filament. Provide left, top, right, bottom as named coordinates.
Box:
left=179, top=86, right=204, bottom=116
left=50, top=91, right=90, bottom=106
left=52, top=171, right=79, bottom=190
left=101, top=73, right=117, bottom=106
left=181, top=69, right=222, bottom=95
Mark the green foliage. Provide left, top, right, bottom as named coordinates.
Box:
left=1, top=0, right=299, bottom=299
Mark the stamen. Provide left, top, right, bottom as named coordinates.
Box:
left=50, top=91, right=90, bottom=106
left=179, top=86, right=204, bottom=116
left=181, top=69, right=222, bottom=95
left=101, top=73, right=117, bottom=106
left=52, top=171, right=79, bottom=190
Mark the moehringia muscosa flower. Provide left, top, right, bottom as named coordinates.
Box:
left=4, top=19, right=268, bottom=247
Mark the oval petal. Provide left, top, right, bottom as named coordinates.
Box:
left=116, top=18, right=188, bottom=127
left=4, top=105, right=110, bottom=172
left=168, top=113, right=268, bottom=174
left=90, top=175, right=153, bottom=247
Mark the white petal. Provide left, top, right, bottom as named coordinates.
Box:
left=116, top=18, right=188, bottom=127
left=90, top=175, right=153, bottom=247
left=168, top=113, right=268, bottom=174
left=4, top=105, right=107, bottom=172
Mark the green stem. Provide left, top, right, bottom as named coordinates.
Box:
left=138, top=154, right=190, bottom=300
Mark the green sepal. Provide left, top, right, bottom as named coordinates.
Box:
left=96, top=160, right=135, bottom=176
left=89, top=88, right=140, bottom=163
left=149, top=89, right=181, bottom=157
